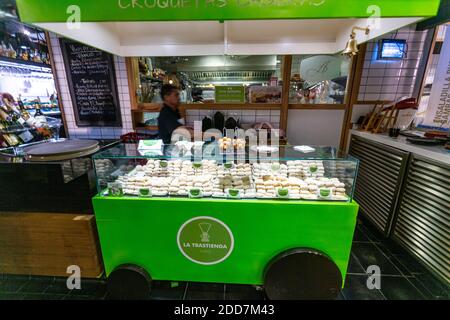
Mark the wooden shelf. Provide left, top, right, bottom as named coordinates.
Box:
left=288, top=104, right=346, bottom=110
left=135, top=125, right=159, bottom=131
left=135, top=103, right=162, bottom=111
left=355, top=100, right=393, bottom=105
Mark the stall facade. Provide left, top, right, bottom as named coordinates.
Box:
left=9, top=0, right=447, bottom=300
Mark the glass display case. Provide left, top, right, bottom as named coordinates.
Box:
left=289, top=54, right=350, bottom=104
left=93, top=143, right=358, bottom=202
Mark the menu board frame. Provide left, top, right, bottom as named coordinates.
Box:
left=59, top=39, right=122, bottom=127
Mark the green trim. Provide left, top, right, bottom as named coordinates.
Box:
left=17, top=0, right=440, bottom=23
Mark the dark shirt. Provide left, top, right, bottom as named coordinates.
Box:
left=158, top=104, right=181, bottom=144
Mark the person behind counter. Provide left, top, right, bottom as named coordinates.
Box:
left=158, top=84, right=193, bottom=144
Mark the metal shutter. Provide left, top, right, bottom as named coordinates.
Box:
left=392, top=156, right=450, bottom=284
left=349, top=135, right=410, bottom=235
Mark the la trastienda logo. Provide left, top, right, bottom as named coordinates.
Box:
left=177, top=216, right=234, bottom=265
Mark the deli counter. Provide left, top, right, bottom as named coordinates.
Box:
left=92, top=143, right=360, bottom=299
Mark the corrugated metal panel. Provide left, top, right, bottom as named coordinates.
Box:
left=393, top=156, right=450, bottom=284
left=349, top=135, right=410, bottom=235
left=188, top=70, right=274, bottom=83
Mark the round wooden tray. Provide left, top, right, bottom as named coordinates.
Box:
left=23, top=140, right=99, bottom=162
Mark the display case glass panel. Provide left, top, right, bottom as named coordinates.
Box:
left=94, top=143, right=358, bottom=202
left=289, top=54, right=350, bottom=104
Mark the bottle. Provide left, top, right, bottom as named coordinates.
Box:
left=33, top=98, right=47, bottom=127
left=2, top=133, right=21, bottom=146
left=0, top=42, right=7, bottom=57
left=21, top=47, right=29, bottom=61
left=7, top=44, right=17, bottom=59
left=17, top=95, right=25, bottom=111
left=32, top=49, right=42, bottom=63
left=0, top=108, right=9, bottom=121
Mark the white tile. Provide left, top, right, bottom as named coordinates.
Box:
left=271, top=115, right=280, bottom=123
left=366, top=77, right=383, bottom=85
left=256, top=115, right=270, bottom=123
left=363, top=94, right=381, bottom=101
left=242, top=110, right=256, bottom=116
left=368, top=69, right=386, bottom=77
left=270, top=110, right=280, bottom=116
left=119, top=70, right=127, bottom=79
left=365, top=86, right=383, bottom=94
left=241, top=116, right=255, bottom=124
left=256, top=110, right=270, bottom=116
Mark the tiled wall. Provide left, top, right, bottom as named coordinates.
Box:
left=358, top=25, right=429, bottom=102
left=49, top=33, right=134, bottom=139
left=185, top=109, right=280, bottom=128
left=351, top=24, right=431, bottom=125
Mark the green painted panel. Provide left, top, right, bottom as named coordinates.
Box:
left=16, top=0, right=440, bottom=23
left=93, top=196, right=358, bottom=285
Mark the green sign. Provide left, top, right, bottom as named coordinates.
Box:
left=215, top=86, right=245, bottom=104
left=177, top=216, right=234, bottom=265
left=16, top=0, right=440, bottom=23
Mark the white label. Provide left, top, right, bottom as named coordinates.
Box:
left=17, top=117, right=26, bottom=125
left=19, top=130, right=34, bottom=143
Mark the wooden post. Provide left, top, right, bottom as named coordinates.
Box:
left=280, top=55, right=292, bottom=134
left=339, top=43, right=366, bottom=151
left=126, top=57, right=140, bottom=110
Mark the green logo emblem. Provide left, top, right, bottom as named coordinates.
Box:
left=177, top=217, right=234, bottom=265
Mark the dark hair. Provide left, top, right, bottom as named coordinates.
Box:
left=160, top=84, right=179, bottom=100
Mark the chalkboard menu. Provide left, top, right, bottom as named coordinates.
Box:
left=60, top=39, right=122, bottom=127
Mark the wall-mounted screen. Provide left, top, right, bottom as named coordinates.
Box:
left=379, top=39, right=407, bottom=59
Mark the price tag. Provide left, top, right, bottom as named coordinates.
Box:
left=17, top=117, right=26, bottom=125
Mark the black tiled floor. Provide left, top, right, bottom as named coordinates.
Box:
left=44, top=279, right=73, bottom=295
left=18, top=278, right=53, bottom=294
left=1, top=219, right=448, bottom=300
left=184, top=282, right=225, bottom=300
left=346, top=253, right=365, bottom=274
left=341, top=275, right=385, bottom=300
left=224, top=284, right=265, bottom=300
left=378, top=276, right=425, bottom=300
left=149, top=281, right=187, bottom=300
left=351, top=242, right=404, bottom=276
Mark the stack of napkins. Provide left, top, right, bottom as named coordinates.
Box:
left=138, top=139, right=163, bottom=156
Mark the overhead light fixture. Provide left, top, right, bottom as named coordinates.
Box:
left=342, top=26, right=370, bottom=58
left=164, top=73, right=180, bottom=87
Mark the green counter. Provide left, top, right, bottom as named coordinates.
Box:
left=93, top=196, right=358, bottom=286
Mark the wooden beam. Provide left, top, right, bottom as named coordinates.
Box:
left=355, top=100, right=393, bottom=105
left=280, top=55, right=293, bottom=133
left=288, top=104, right=346, bottom=110
left=339, top=43, right=367, bottom=151
left=126, top=57, right=140, bottom=110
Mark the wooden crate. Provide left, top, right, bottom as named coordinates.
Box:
left=0, top=212, right=103, bottom=278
